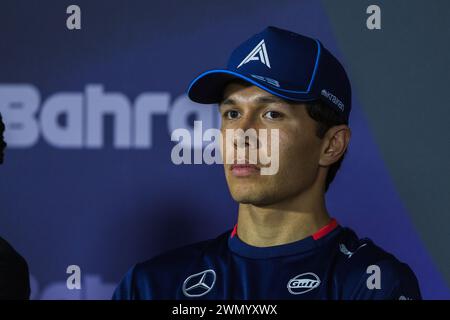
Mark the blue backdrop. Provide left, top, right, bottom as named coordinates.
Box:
left=0, top=0, right=449, bottom=299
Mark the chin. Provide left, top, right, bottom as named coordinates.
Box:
left=230, top=188, right=274, bottom=206
left=233, top=196, right=265, bottom=205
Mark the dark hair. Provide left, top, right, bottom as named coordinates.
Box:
left=304, top=100, right=349, bottom=193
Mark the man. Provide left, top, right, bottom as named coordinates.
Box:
left=0, top=112, right=31, bottom=299
left=113, top=26, right=421, bottom=299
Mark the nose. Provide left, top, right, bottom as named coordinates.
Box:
left=236, top=110, right=259, bottom=132
left=233, top=124, right=260, bottom=151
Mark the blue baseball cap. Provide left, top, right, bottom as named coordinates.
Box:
left=187, top=26, right=352, bottom=122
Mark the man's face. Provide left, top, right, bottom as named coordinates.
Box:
left=0, top=115, right=6, bottom=164
left=219, top=82, right=325, bottom=206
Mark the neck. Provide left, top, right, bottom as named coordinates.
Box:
left=236, top=183, right=331, bottom=247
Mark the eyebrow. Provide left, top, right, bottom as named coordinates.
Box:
left=219, top=95, right=287, bottom=107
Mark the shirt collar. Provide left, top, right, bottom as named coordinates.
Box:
left=228, top=218, right=341, bottom=259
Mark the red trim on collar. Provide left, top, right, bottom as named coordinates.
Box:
left=230, top=224, right=238, bottom=238
left=312, top=218, right=338, bottom=240
left=230, top=218, right=338, bottom=240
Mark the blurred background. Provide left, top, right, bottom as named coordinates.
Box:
left=0, top=0, right=449, bottom=299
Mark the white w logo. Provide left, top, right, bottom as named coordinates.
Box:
left=237, top=39, right=271, bottom=69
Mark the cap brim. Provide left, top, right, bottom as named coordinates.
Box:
left=187, top=69, right=318, bottom=105
left=187, top=70, right=240, bottom=104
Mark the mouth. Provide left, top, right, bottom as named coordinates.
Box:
left=230, top=164, right=260, bottom=177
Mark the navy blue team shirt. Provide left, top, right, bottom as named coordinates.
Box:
left=113, top=219, right=421, bottom=300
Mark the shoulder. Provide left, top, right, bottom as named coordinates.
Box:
left=332, top=228, right=421, bottom=300
left=0, top=236, right=29, bottom=275
left=112, top=229, right=231, bottom=299
left=0, top=236, right=30, bottom=299
left=136, top=228, right=230, bottom=273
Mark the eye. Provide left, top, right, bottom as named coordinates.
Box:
left=263, top=110, right=283, bottom=120
left=224, top=110, right=241, bottom=120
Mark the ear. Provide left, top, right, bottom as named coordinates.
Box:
left=319, top=125, right=351, bottom=167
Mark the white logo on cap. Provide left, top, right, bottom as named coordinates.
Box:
left=321, top=89, right=345, bottom=111
left=237, top=39, right=271, bottom=69
left=250, top=74, right=280, bottom=87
